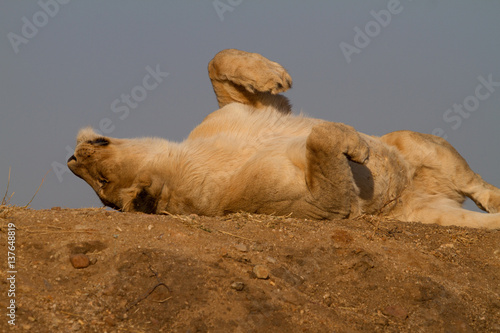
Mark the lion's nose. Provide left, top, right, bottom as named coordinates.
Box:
left=67, top=155, right=77, bottom=163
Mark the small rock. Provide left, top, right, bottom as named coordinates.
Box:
left=147, top=224, right=153, bottom=231
left=323, top=297, right=334, bottom=307
left=234, top=243, right=248, bottom=252
left=253, top=265, right=270, bottom=279
left=266, top=256, right=277, bottom=264
left=70, top=254, right=90, bottom=269
left=382, top=305, right=408, bottom=319
left=230, top=281, right=245, bottom=291
left=102, top=285, right=115, bottom=296
left=89, top=257, right=98, bottom=265
left=51, top=206, right=61, bottom=211
left=43, top=279, right=53, bottom=290
left=220, top=247, right=228, bottom=257
left=252, top=243, right=264, bottom=252
left=323, top=293, right=334, bottom=307
left=104, top=315, right=116, bottom=327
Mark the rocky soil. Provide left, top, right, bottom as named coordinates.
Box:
left=1, top=205, right=499, bottom=332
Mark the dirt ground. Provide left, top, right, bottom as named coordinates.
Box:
left=1, top=205, right=499, bottom=332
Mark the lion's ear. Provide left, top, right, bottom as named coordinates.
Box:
left=76, top=127, right=103, bottom=144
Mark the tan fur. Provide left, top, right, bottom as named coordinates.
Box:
left=68, top=49, right=500, bottom=229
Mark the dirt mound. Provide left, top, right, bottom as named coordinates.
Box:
left=1, top=206, right=499, bottom=332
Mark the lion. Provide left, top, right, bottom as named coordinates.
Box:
left=68, top=49, right=500, bottom=229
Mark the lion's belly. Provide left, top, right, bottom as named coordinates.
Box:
left=194, top=133, right=413, bottom=218
left=171, top=134, right=306, bottom=216
left=218, top=138, right=309, bottom=215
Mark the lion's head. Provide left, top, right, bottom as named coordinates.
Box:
left=67, top=127, right=141, bottom=210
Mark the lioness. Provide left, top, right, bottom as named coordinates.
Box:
left=68, top=49, right=500, bottom=229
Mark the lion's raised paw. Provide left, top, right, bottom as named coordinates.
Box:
left=240, top=58, right=292, bottom=95
left=210, top=49, right=292, bottom=95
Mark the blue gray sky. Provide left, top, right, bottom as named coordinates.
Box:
left=1, top=1, right=499, bottom=212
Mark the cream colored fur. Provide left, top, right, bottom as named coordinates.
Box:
left=68, top=49, right=500, bottom=229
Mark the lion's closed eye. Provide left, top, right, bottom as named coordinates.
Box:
left=89, top=137, right=110, bottom=146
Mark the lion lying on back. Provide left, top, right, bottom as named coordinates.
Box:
left=68, top=49, right=500, bottom=229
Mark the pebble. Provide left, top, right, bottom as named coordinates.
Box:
left=253, top=265, right=270, bottom=279
left=382, top=305, right=408, bottom=319
left=234, top=243, right=248, bottom=252
left=104, top=315, right=116, bottom=327
left=230, top=281, right=245, bottom=291
left=102, top=285, right=115, bottom=296
left=322, top=293, right=332, bottom=305
left=70, top=254, right=90, bottom=269
left=266, top=256, right=277, bottom=264
left=252, top=244, right=264, bottom=252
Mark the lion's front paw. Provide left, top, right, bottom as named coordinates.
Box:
left=210, top=49, right=292, bottom=95
left=308, top=122, right=370, bottom=164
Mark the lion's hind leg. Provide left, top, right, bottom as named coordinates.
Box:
left=382, top=130, right=500, bottom=227
left=464, top=178, right=500, bottom=214
left=208, top=49, right=292, bottom=113
left=408, top=196, right=500, bottom=229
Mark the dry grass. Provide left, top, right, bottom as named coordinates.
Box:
left=1, top=166, right=13, bottom=206
left=1, top=167, right=50, bottom=210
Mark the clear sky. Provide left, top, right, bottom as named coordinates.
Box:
left=1, top=1, right=499, bottom=212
